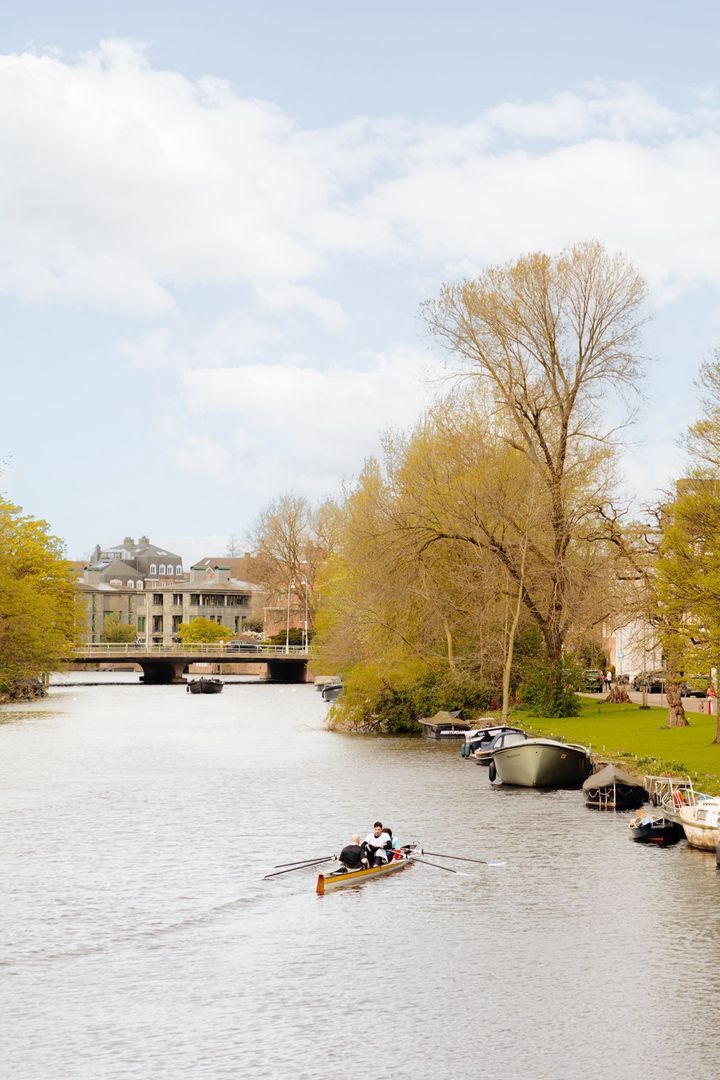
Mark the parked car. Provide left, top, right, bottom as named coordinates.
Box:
left=632, top=671, right=665, bottom=693
left=581, top=669, right=605, bottom=692
left=225, top=640, right=260, bottom=652
left=681, top=674, right=712, bottom=697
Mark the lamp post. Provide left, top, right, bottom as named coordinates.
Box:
left=285, top=581, right=295, bottom=653
left=301, top=580, right=309, bottom=651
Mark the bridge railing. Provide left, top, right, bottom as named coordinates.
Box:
left=73, top=642, right=309, bottom=657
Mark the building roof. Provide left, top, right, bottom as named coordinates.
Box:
left=191, top=556, right=266, bottom=584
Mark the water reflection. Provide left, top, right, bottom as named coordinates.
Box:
left=1, top=678, right=719, bottom=1079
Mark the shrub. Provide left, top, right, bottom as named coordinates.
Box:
left=518, top=659, right=581, bottom=718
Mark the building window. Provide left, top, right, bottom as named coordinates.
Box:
left=173, top=594, right=183, bottom=606
left=137, top=580, right=143, bottom=590
left=190, top=594, right=200, bottom=606
left=152, top=616, right=163, bottom=633
left=128, top=580, right=135, bottom=588
left=172, top=615, right=183, bottom=633
left=176, top=565, right=182, bottom=576
left=167, top=564, right=174, bottom=576
left=159, top=564, right=166, bottom=576
left=137, top=616, right=146, bottom=632
left=149, top=564, right=157, bottom=576
left=153, top=594, right=164, bottom=606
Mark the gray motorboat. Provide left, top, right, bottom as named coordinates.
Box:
left=490, top=737, right=591, bottom=788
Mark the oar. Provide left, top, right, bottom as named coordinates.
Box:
left=263, top=857, right=336, bottom=880
left=422, top=850, right=506, bottom=867
left=412, top=857, right=458, bottom=874
left=273, top=855, right=334, bottom=868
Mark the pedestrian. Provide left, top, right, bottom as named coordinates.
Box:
left=605, top=669, right=613, bottom=693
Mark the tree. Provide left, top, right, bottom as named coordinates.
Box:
left=101, top=617, right=136, bottom=643
left=248, top=493, right=340, bottom=638
left=177, top=617, right=233, bottom=643
left=420, top=241, right=646, bottom=709
left=0, top=498, right=78, bottom=697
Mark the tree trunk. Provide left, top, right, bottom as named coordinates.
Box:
left=442, top=617, right=457, bottom=676
left=605, top=684, right=630, bottom=703
left=665, top=680, right=689, bottom=727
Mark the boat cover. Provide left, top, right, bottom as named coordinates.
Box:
left=582, top=764, right=644, bottom=792
left=419, top=709, right=465, bottom=726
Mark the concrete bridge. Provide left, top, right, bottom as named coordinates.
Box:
left=70, top=643, right=310, bottom=684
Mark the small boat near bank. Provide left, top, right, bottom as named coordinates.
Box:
left=490, top=737, right=591, bottom=788
left=418, top=710, right=470, bottom=739
left=316, top=844, right=420, bottom=894
left=582, top=764, right=648, bottom=810
left=459, top=723, right=527, bottom=760
left=188, top=678, right=223, bottom=694
left=628, top=812, right=685, bottom=845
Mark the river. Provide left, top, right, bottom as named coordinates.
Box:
left=1, top=676, right=719, bottom=1079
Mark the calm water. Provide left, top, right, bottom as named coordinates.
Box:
left=1, top=677, right=720, bottom=1080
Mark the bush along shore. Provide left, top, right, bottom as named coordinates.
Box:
left=0, top=677, right=48, bottom=705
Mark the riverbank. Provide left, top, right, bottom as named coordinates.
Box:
left=510, top=698, right=720, bottom=794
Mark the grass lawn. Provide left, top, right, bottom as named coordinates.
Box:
left=508, top=698, right=720, bottom=794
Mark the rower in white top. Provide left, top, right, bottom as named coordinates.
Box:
left=362, top=821, right=392, bottom=866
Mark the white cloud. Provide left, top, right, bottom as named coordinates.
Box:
left=4, top=41, right=720, bottom=319
left=174, top=435, right=229, bottom=475
left=173, top=344, right=445, bottom=488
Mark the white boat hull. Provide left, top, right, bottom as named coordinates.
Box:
left=679, top=802, right=720, bottom=850
left=492, top=738, right=590, bottom=788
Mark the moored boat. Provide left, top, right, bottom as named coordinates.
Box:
left=459, top=723, right=526, bottom=760
left=490, top=737, right=591, bottom=788
left=316, top=844, right=419, bottom=894
left=678, top=797, right=720, bottom=850
left=418, top=710, right=470, bottom=739
left=471, top=728, right=528, bottom=765
left=188, top=678, right=223, bottom=694
left=582, top=764, right=648, bottom=810
left=628, top=813, right=684, bottom=845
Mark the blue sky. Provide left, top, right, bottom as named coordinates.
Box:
left=2, top=2, right=720, bottom=563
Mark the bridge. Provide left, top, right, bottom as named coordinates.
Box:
left=70, top=643, right=310, bottom=684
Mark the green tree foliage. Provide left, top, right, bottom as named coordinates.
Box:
left=177, top=617, right=233, bottom=643
left=101, top=616, right=136, bottom=643
left=0, top=498, right=78, bottom=697
left=332, top=660, right=494, bottom=734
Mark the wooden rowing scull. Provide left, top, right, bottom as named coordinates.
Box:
left=316, top=843, right=419, bottom=894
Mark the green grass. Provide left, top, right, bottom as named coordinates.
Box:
left=507, top=698, right=720, bottom=794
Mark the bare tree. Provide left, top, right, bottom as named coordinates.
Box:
left=421, top=241, right=646, bottom=700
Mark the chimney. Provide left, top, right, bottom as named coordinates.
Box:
left=215, top=566, right=231, bottom=585
left=138, top=535, right=149, bottom=547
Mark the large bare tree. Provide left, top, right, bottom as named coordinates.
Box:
left=420, top=241, right=646, bottom=700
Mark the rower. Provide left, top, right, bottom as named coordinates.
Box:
left=363, top=821, right=391, bottom=867
left=338, top=834, right=363, bottom=871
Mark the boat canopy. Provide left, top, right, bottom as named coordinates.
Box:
left=582, top=764, right=644, bottom=792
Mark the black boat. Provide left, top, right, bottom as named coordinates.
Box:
left=582, top=764, right=648, bottom=810
left=460, top=725, right=527, bottom=761
left=628, top=813, right=685, bottom=845
left=188, top=678, right=224, bottom=694
left=418, top=710, right=470, bottom=739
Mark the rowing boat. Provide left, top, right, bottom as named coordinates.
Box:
left=316, top=844, right=419, bottom=894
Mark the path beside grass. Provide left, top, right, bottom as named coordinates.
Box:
left=509, top=698, right=720, bottom=795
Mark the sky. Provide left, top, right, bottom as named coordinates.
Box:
left=2, top=1, right=720, bottom=564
